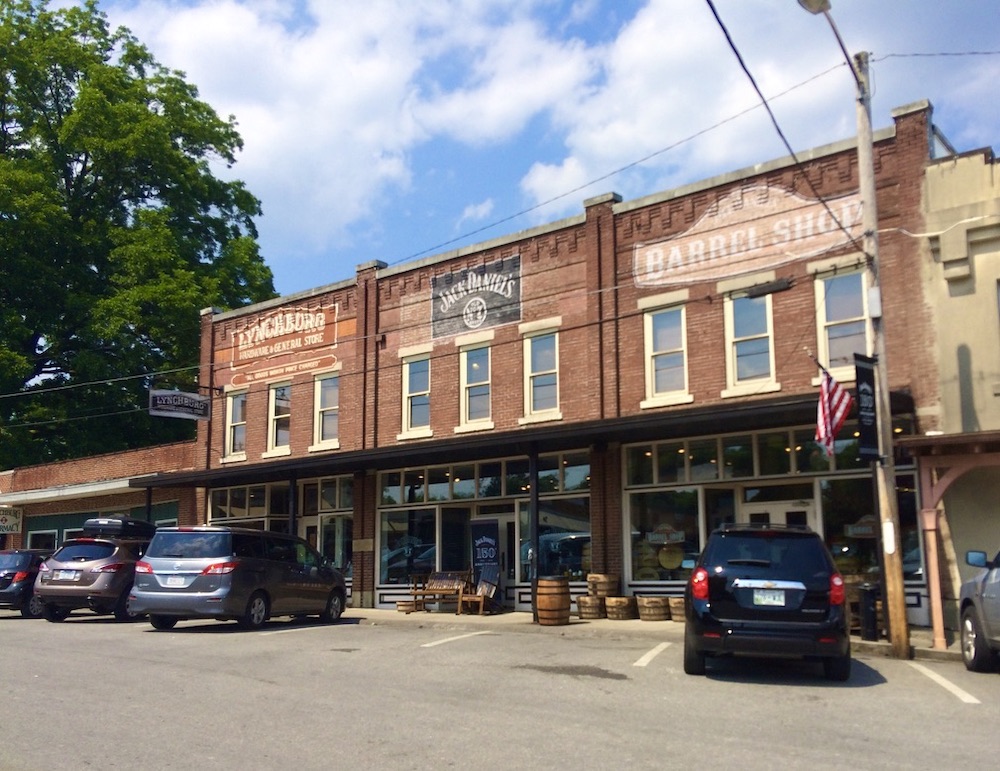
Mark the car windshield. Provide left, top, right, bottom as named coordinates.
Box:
left=0, top=553, right=30, bottom=569
left=146, top=532, right=230, bottom=559
left=51, top=543, right=116, bottom=562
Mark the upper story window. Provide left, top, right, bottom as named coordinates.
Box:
left=459, top=345, right=493, bottom=431
left=266, top=382, right=291, bottom=456
left=722, top=294, right=779, bottom=398
left=398, top=350, right=432, bottom=440
left=641, top=298, right=694, bottom=408
left=310, top=372, right=340, bottom=450
left=816, top=270, right=868, bottom=378
left=519, top=319, right=562, bottom=424
left=224, top=390, right=247, bottom=461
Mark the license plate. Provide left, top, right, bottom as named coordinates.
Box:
left=753, top=589, right=785, bottom=606
left=56, top=570, right=78, bottom=581
left=166, top=576, right=185, bottom=587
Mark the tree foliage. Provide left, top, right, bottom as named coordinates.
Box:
left=0, top=0, right=275, bottom=468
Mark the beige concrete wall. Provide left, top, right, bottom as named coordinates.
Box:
left=923, top=151, right=1000, bottom=434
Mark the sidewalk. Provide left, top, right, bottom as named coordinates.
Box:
left=349, top=606, right=963, bottom=663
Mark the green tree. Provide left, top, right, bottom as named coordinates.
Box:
left=0, top=0, right=275, bottom=468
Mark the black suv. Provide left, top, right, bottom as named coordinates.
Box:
left=0, top=549, right=52, bottom=618
left=684, top=524, right=851, bottom=681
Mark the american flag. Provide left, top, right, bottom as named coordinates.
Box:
left=816, top=368, right=853, bottom=455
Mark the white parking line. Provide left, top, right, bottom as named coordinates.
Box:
left=633, top=642, right=672, bottom=667
left=421, top=631, right=495, bottom=647
left=907, top=661, right=981, bottom=704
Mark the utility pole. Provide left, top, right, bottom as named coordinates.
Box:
left=853, top=51, right=910, bottom=658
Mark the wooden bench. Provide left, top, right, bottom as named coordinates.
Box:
left=409, top=570, right=472, bottom=613
left=458, top=564, right=501, bottom=615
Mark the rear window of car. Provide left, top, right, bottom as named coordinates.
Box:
left=0, top=553, right=30, bottom=570
left=146, top=532, right=231, bottom=559
left=51, top=543, right=117, bottom=562
left=704, top=532, right=831, bottom=573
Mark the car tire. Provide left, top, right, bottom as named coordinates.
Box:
left=237, top=591, right=269, bottom=630
left=42, top=603, right=69, bottom=623
left=823, top=652, right=852, bottom=682
left=320, top=591, right=344, bottom=623
left=149, top=615, right=178, bottom=631
left=22, top=594, right=45, bottom=619
left=960, top=606, right=997, bottom=672
left=683, top=631, right=707, bottom=676
left=114, top=585, right=143, bottom=622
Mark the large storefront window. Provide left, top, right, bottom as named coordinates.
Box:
left=380, top=508, right=436, bottom=584
left=629, top=488, right=699, bottom=581
left=519, top=497, right=591, bottom=581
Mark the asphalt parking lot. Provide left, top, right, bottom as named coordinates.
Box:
left=1, top=607, right=994, bottom=771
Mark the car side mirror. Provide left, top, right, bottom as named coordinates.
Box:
left=966, top=550, right=988, bottom=569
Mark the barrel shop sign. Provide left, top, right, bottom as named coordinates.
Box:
left=149, top=390, right=211, bottom=421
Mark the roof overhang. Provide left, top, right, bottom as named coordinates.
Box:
left=0, top=476, right=150, bottom=506
left=896, top=429, right=1000, bottom=457
left=129, top=388, right=914, bottom=491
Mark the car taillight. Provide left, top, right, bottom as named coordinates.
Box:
left=38, top=562, right=50, bottom=572
left=135, top=561, right=153, bottom=574
left=202, top=561, right=238, bottom=575
left=690, top=566, right=710, bottom=601
left=91, top=562, right=125, bottom=573
left=829, top=572, right=845, bottom=606
left=12, top=571, right=29, bottom=583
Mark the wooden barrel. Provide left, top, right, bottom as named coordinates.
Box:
left=536, top=576, right=571, bottom=626
left=668, top=596, right=686, bottom=621
left=636, top=596, right=671, bottom=621
left=605, top=596, right=638, bottom=620
left=576, top=595, right=606, bottom=619
left=586, top=573, right=619, bottom=597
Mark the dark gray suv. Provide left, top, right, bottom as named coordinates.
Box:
left=130, top=526, right=347, bottom=630
left=958, top=548, right=1000, bottom=672
left=684, top=523, right=851, bottom=681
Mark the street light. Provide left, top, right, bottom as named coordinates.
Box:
left=799, top=1, right=911, bottom=659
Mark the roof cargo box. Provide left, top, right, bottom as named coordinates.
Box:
left=81, top=517, right=157, bottom=539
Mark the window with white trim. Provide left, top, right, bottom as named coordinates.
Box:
left=266, top=382, right=291, bottom=455
left=459, top=345, right=492, bottom=429
left=722, top=295, right=779, bottom=397
left=401, top=355, right=431, bottom=437
left=642, top=305, right=693, bottom=407
left=522, top=331, right=560, bottom=420
left=816, top=270, right=868, bottom=377
left=225, top=390, right=247, bottom=459
left=311, top=372, right=340, bottom=449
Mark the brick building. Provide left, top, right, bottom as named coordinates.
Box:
left=3, top=100, right=971, bottom=627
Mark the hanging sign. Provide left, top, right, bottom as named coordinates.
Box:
left=854, top=354, right=879, bottom=461
left=149, top=390, right=211, bottom=421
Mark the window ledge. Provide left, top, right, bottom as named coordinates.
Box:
left=720, top=381, right=781, bottom=399
left=518, top=410, right=563, bottom=426
left=640, top=393, right=695, bottom=409
left=220, top=452, right=247, bottom=464
left=811, top=369, right=856, bottom=387
left=396, top=427, right=433, bottom=441
left=261, top=446, right=291, bottom=459
left=454, top=421, right=495, bottom=434
left=307, top=440, right=341, bottom=452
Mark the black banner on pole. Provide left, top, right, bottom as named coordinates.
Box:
left=854, top=354, right=879, bottom=461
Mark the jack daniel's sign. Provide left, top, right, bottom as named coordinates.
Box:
left=431, top=256, right=521, bottom=338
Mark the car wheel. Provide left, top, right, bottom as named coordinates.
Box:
left=238, top=591, right=269, bottom=630
left=22, top=594, right=45, bottom=619
left=320, top=591, right=344, bottom=623
left=114, top=585, right=143, bottom=622
left=149, top=615, right=178, bottom=631
left=823, top=652, right=851, bottom=682
left=960, top=606, right=996, bottom=672
left=683, top=631, right=707, bottom=675
left=42, top=604, right=70, bottom=623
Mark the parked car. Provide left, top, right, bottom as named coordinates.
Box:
left=0, top=549, right=52, bottom=618
left=130, top=526, right=348, bottom=631
left=34, top=517, right=157, bottom=622
left=684, top=523, right=851, bottom=681
left=958, top=548, right=1000, bottom=672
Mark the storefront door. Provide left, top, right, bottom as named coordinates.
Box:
left=739, top=500, right=816, bottom=531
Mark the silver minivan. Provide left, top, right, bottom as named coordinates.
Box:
left=130, top=526, right=347, bottom=630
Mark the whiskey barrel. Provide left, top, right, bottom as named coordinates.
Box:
left=576, top=594, right=606, bottom=619
left=668, top=596, right=686, bottom=621
left=636, top=596, right=671, bottom=621
left=536, top=576, right=571, bottom=626
left=605, top=596, right=638, bottom=620
left=586, top=573, right=619, bottom=597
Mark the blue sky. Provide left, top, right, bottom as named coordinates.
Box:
left=91, top=0, right=1000, bottom=297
